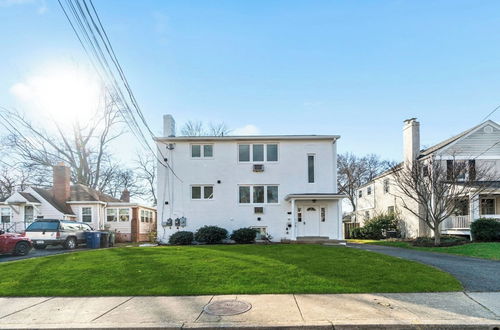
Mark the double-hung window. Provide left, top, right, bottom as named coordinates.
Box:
left=106, top=208, right=130, bottom=222
left=238, top=144, right=278, bottom=162
left=0, top=208, right=11, bottom=223
left=239, top=185, right=279, bottom=204
left=106, top=209, right=117, bottom=222
left=191, top=144, right=213, bottom=158
left=81, top=207, right=92, bottom=223
left=191, top=185, right=214, bottom=200
left=481, top=199, right=495, bottom=215
left=141, top=209, right=154, bottom=222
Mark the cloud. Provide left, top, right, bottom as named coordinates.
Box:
left=232, top=125, right=261, bottom=136
left=0, top=0, right=47, bottom=14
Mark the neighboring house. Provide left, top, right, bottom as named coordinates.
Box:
left=0, top=163, right=156, bottom=242
left=355, top=118, right=500, bottom=238
left=155, top=115, right=345, bottom=243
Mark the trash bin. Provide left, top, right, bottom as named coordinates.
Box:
left=85, top=232, right=101, bottom=249
left=100, top=232, right=110, bottom=248
left=108, top=231, right=116, bottom=247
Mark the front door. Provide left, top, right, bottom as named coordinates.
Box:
left=302, top=205, right=320, bottom=236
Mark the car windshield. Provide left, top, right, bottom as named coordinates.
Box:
left=26, top=221, right=59, bottom=231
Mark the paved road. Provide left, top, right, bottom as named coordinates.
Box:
left=349, top=243, right=500, bottom=292
left=0, top=245, right=88, bottom=263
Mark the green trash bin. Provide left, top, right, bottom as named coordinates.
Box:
left=108, top=231, right=116, bottom=247
left=100, top=232, right=110, bottom=248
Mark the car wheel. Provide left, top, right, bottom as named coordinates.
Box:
left=14, top=242, right=31, bottom=256
left=33, top=244, right=47, bottom=250
left=64, top=237, right=77, bottom=250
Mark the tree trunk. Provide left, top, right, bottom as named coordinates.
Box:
left=433, top=226, right=441, bottom=246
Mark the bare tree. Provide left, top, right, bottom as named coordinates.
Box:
left=0, top=166, right=32, bottom=200
left=100, top=167, right=142, bottom=199
left=337, top=153, right=392, bottom=211
left=0, top=90, right=124, bottom=191
left=391, top=158, right=494, bottom=245
left=135, top=154, right=157, bottom=205
left=180, top=120, right=231, bottom=136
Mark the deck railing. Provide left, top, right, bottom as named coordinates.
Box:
left=443, top=215, right=471, bottom=229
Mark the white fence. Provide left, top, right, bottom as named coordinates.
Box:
left=443, top=215, right=471, bottom=229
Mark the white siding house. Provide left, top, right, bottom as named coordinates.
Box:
left=355, top=119, right=500, bottom=238
left=155, top=115, right=345, bottom=243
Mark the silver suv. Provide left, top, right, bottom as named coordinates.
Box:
left=25, top=219, right=94, bottom=250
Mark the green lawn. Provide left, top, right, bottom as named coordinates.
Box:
left=0, top=245, right=460, bottom=296
left=352, top=240, right=500, bottom=260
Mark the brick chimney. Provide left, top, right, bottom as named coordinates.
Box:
left=120, top=188, right=130, bottom=203
left=403, top=118, right=420, bottom=163
left=53, top=162, right=71, bottom=204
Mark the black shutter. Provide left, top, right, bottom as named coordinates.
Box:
left=446, top=160, right=453, bottom=180
left=468, top=160, right=476, bottom=181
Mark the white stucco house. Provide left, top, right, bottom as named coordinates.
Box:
left=0, top=163, right=156, bottom=242
left=355, top=118, right=500, bottom=238
left=155, top=115, right=345, bottom=243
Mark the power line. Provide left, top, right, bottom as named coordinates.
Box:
left=480, top=104, right=500, bottom=123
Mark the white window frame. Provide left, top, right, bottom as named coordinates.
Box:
left=106, top=208, right=117, bottom=222
left=367, top=187, right=372, bottom=195
left=238, top=143, right=279, bottom=163
left=250, top=226, right=268, bottom=240
left=320, top=206, right=326, bottom=222
left=238, top=185, right=279, bottom=205
left=1, top=207, right=11, bottom=223
left=307, top=153, right=315, bottom=183
left=191, top=144, right=214, bottom=159
left=81, top=207, right=92, bottom=223
left=105, top=208, right=131, bottom=222
left=383, top=179, right=390, bottom=194
left=480, top=198, right=496, bottom=215
left=191, top=185, right=214, bottom=200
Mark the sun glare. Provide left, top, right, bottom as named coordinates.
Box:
left=10, top=63, right=102, bottom=125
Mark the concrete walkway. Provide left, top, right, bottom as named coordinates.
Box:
left=348, top=243, right=500, bottom=292
left=0, top=293, right=499, bottom=329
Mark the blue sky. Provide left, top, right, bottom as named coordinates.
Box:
left=1, top=0, right=500, bottom=161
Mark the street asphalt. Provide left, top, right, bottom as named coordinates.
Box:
left=348, top=243, right=500, bottom=292
left=0, top=245, right=88, bottom=263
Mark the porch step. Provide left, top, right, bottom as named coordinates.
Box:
left=282, top=237, right=347, bottom=245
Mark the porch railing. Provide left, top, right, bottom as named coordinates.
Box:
left=442, top=215, right=471, bottom=230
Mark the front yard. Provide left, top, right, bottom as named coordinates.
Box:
left=0, top=244, right=461, bottom=296
left=352, top=240, right=500, bottom=260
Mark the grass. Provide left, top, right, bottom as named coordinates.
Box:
left=0, top=245, right=461, bottom=296
left=351, top=240, right=500, bottom=260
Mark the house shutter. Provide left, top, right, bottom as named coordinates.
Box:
left=468, top=160, right=476, bottom=181
left=446, top=160, right=453, bottom=181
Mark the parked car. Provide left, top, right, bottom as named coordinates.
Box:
left=0, top=230, right=32, bottom=256
left=24, top=219, right=94, bottom=250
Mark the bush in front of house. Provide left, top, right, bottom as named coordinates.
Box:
left=412, top=235, right=468, bottom=247
left=195, top=225, right=228, bottom=244
left=350, top=227, right=367, bottom=239
left=230, top=228, right=258, bottom=244
left=471, top=218, right=500, bottom=242
left=359, top=213, right=400, bottom=240
left=169, top=231, right=194, bottom=245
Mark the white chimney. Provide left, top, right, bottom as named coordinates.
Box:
left=403, top=118, right=420, bottom=163
left=163, top=114, right=176, bottom=137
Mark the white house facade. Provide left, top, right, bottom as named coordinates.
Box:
left=155, top=115, right=345, bottom=243
left=355, top=118, right=500, bottom=238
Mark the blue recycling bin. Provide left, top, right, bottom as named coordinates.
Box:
left=85, top=232, right=102, bottom=249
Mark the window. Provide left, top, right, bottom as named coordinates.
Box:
left=383, top=179, right=390, bottom=193
left=81, top=207, right=92, bottom=223
left=367, top=187, right=372, bottom=195
left=267, top=186, right=279, bottom=203
left=81, top=223, right=93, bottom=231
left=267, top=144, right=278, bottom=161
left=358, top=190, right=362, bottom=198
left=238, top=144, right=279, bottom=162
left=387, top=206, right=395, bottom=214
left=454, top=199, right=469, bottom=216
left=239, top=186, right=251, bottom=203
left=1, top=208, right=11, bottom=223
left=308, top=155, right=315, bottom=183
left=297, top=207, right=302, bottom=222
left=239, top=185, right=279, bottom=204
left=192, top=186, right=214, bottom=200
left=239, top=144, right=250, bottom=162
left=141, top=209, right=154, bottom=223
left=119, top=208, right=130, bottom=222
left=251, top=226, right=267, bottom=240
left=106, top=208, right=117, bottom=222
left=447, top=160, right=473, bottom=181
left=481, top=199, right=495, bottom=215
left=191, top=144, right=213, bottom=158
left=253, top=186, right=265, bottom=203
left=364, top=211, right=370, bottom=220
left=320, top=207, right=326, bottom=222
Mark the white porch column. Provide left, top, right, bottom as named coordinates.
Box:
left=469, top=193, right=480, bottom=223
left=337, top=201, right=343, bottom=240
left=291, top=199, right=296, bottom=240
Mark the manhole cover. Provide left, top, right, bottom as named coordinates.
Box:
left=203, top=300, right=252, bottom=316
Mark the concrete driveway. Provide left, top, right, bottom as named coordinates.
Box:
left=349, top=243, right=500, bottom=292
left=0, top=245, right=88, bottom=263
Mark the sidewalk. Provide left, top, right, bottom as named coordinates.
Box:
left=0, top=292, right=499, bottom=329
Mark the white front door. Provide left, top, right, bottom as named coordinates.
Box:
left=301, top=205, right=320, bottom=237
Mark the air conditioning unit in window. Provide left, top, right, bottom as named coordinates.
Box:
left=254, top=207, right=264, bottom=214
left=253, top=164, right=264, bottom=172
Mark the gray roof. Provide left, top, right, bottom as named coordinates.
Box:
left=18, top=192, right=41, bottom=203
left=155, top=135, right=340, bottom=142
left=32, top=187, right=75, bottom=215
